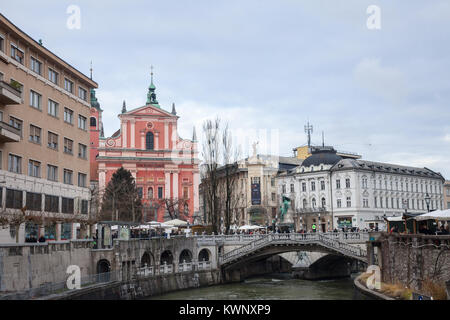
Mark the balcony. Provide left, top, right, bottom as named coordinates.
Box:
left=296, top=207, right=329, bottom=214
left=0, top=121, right=21, bottom=142
left=0, top=80, right=22, bottom=105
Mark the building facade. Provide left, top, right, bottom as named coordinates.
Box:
left=200, top=152, right=301, bottom=228
left=93, top=74, right=199, bottom=222
left=0, top=14, right=97, bottom=243
left=444, top=180, right=450, bottom=210
left=278, top=146, right=445, bottom=231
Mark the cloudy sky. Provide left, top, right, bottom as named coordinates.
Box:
left=2, top=1, right=450, bottom=177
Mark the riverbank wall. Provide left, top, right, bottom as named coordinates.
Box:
left=40, top=269, right=221, bottom=300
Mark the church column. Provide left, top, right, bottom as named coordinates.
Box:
left=155, top=132, right=159, bottom=150
left=164, top=122, right=169, bottom=149
left=140, top=130, right=145, bottom=150
left=122, top=120, right=127, bottom=148
left=193, top=171, right=200, bottom=214
left=130, top=119, right=135, bottom=148
left=173, top=172, right=179, bottom=199
left=165, top=171, right=170, bottom=199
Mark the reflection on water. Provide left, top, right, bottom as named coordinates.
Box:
left=148, top=273, right=362, bottom=300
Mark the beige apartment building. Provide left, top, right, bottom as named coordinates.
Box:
left=0, top=14, right=97, bottom=243
left=444, top=180, right=450, bottom=210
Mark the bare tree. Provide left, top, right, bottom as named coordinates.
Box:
left=221, top=122, right=240, bottom=234
left=201, top=118, right=221, bottom=233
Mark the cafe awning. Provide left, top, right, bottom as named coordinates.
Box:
left=414, top=209, right=450, bottom=221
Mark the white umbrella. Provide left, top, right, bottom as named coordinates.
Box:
left=238, top=225, right=261, bottom=230
left=414, top=209, right=450, bottom=221
left=164, top=219, right=188, bottom=227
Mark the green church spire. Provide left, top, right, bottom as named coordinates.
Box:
left=146, top=65, right=160, bottom=107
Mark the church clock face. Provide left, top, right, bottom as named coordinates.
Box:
left=146, top=122, right=153, bottom=129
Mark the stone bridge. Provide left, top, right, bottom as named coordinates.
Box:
left=195, top=232, right=369, bottom=282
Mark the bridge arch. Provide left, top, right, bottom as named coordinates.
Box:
left=96, top=259, right=111, bottom=282
left=141, top=251, right=154, bottom=267
left=160, top=250, right=173, bottom=265
left=179, top=249, right=193, bottom=263
left=198, top=248, right=211, bottom=262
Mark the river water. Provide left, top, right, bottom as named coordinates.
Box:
left=148, top=273, right=363, bottom=300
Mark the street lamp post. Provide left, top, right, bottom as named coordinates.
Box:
left=318, top=213, right=321, bottom=233
left=402, top=200, right=408, bottom=233
left=425, top=193, right=431, bottom=212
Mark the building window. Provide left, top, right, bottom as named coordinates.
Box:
left=90, top=117, right=97, bottom=128
left=30, top=57, right=42, bottom=75
left=48, top=68, right=59, bottom=85
left=45, top=195, right=59, bottom=213
left=28, top=160, right=41, bottom=178
left=183, top=187, right=189, bottom=199
left=363, top=198, right=369, bottom=208
left=78, top=143, right=87, bottom=159
left=6, top=189, right=23, bottom=209
left=8, top=154, right=22, bottom=173
left=271, top=178, right=275, bottom=187
left=63, top=169, right=73, bottom=185
left=321, top=197, right=326, bottom=208
left=148, top=187, right=153, bottom=199
left=137, top=187, right=143, bottom=199
left=78, top=173, right=87, bottom=187
left=78, top=115, right=87, bottom=130
left=320, top=180, right=325, bottom=190
left=271, top=193, right=275, bottom=201
left=78, top=87, right=87, bottom=101
left=336, top=179, right=340, bottom=189
left=9, top=116, right=22, bottom=136
left=312, top=198, right=316, bottom=208
left=345, top=178, right=350, bottom=188
left=146, top=131, right=154, bottom=150
left=29, top=125, right=41, bottom=144
left=346, top=197, right=351, bottom=207
left=81, top=200, right=88, bottom=214
left=30, top=90, right=42, bottom=109
left=158, top=186, right=163, bottom=199
left=62, top=197, right=74, bottom=214
left=374, top=196, right=377, bottom=208
left=47, top=165, right=58, bottom=181
left=302, top=182, right=306, bottom=192
left=48, top=99, right=58, bottom=117
left=10, top=44, right=24, bottom=64
left=48, top=132, right=58, bottom=150
left=0, top=34, right=4, bottom=52
left=282, top=184, right=286, bottom=193
left=64, top=138, right=73, bottom=154
left=64, top=78, right=73, bottom=93
left=337, top=199, right=342, bottom=208
left=303, top=199, right=307, bottom=209
left=311, top=181, right=315, bottom=191
left=64, top=108, right=73, bottom=124
left=290, top=184, right=294, bottom=193
left=380, top=197, right=383, bottom=208
left=26, top=192, right=42, bottom=211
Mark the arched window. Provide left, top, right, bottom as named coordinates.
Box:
left=303, top=199, right=307, bottom=209
left=321, top=197, right=326, bottom=208
left=312, top=198, right=316, bottom=208
left=148, top=187, right=153, bottom=199
left=146, top=131, right=154, bottom=150
left=90, top=117, right=97, bottom=127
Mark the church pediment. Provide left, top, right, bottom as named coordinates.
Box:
left=126, top=105, right=175, bottom=117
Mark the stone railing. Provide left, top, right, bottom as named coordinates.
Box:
left=219, top=233, right=368, bottom=266
left=195, top=232, right=369, bottom=244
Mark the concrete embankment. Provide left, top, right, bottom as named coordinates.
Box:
left=38, top=269, right=220, bottom=300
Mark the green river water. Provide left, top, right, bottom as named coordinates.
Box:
left=148, top=273, right=364, bottom=300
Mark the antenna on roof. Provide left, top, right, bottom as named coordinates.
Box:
left=90, top=61, right=93, bottom=80
left=322, top=131, right=324, bottom=147
left=304, top=121, right=313, bottom=149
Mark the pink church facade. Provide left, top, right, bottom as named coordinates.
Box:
left=91, top=76, right=199, bottom=222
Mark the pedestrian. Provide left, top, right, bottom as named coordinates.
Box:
left=38, top=235, right=46, bottom=243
